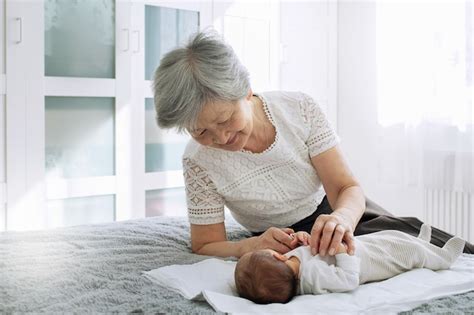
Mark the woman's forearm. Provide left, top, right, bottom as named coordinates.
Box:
left=333, top=185, right=366, bottom=230
left=194, top=236, right=258, bottom=258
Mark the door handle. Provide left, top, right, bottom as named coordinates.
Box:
left=15, top=17, right=22, bottom=44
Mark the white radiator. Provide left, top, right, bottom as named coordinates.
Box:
left=423, top=189, right=473, bottom=243
left=422, top=151, right=473, bottom=243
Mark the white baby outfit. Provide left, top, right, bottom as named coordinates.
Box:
left=182, top=91, right=339, bottom=232
left=285, top=225, right=466, bottom=295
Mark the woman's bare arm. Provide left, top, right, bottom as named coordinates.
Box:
left=191, top=222, right=296, bottom=258
left=310, top=145, right=366, bottom=256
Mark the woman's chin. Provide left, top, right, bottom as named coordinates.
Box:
left=219, top=137, right=245, bottom=151
left=221, top=142, right=243, bottom=152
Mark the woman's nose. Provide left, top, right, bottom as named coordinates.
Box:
left=213, top=129, right=229, bottom=144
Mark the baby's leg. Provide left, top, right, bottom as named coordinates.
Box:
left=414, top=226, right=465, bottom=270
left=417, top=223, right=431, bottom=242
left=442, top=236, right=466, bottom=260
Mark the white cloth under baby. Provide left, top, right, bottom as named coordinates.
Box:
left=143, top=258, right=237, bottom=300
left=144, top=254, right=474, bottom=314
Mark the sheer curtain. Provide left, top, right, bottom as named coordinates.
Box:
left=375, top=1, right=473, bottom=241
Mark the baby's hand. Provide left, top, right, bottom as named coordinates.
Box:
left=290, top=231, right=311, bottom=247
left=336, top=242, right=348, bottom=255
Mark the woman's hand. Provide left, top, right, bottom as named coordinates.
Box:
left=310, top=212, right=355, bottom=256
left=250, top=227, right=297, bottom=254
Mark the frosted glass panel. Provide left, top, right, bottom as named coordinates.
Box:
left=145, top=5, right=199, bottom=80
left=47, top=195, right=115, bottom=228
left=145, top=99, right=189, bottom=172
left=0, top=204, right=5, bottom=232
left=45, top=0, right=115, bottom=78
left=46, top=97, right=115, bottom=179
left=146, top=188, right=187, bottom=217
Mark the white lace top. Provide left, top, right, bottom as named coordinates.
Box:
left=182, top=91, right=340, bottom=232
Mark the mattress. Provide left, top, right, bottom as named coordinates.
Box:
left=0, top=216, right=472, bottom=313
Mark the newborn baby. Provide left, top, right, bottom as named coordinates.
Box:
left=234, top=224, right=465, bottom=304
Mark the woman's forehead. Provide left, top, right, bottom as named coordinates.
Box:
left=197, top=100, right=236, bottom=124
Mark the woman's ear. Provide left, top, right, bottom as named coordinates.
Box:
left=272, top=252, right=288, bottom=262
left=246, top=89, right=253, bottom=100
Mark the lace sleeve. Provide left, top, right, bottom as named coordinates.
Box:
left=299, top=93, right=340, bottom=157
left=183, top=157, right=225, bottom=225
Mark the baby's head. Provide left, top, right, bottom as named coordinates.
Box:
left=234, top=249, right=298, bottom=304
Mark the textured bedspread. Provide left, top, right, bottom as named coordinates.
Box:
left=0, top=216, right=472, bottom=313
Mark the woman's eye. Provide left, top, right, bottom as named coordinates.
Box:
left=219, top=117, right=232, bottom=125
left=192, top=129, right=205, bottom=137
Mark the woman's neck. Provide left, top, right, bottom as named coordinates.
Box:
left=243, top=96, right=275, bottom=153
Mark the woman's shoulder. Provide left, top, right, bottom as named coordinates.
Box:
left=182, top=138, right=230, bottom=170
left=260, top=90, right=309, bottom=105
left=260, top=90, right=317, bottom=117
left=183, top=138, right=202, bottom=161
left=260, top=91, right=319, bottom=132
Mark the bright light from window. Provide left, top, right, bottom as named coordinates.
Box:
left=376, top=1, right=472, bottom=131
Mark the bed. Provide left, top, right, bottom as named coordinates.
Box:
left=0, top=215, right=472, bottom=313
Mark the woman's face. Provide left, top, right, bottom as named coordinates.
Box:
left=189, top=95, right=253, bottom=151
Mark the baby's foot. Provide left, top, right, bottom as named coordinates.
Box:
left=418, top=223, right=432, bottom=242
left=443, top=236, right=465, bottom=261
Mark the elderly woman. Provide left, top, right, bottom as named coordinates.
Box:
left=153, top=31, right=473, bottom=258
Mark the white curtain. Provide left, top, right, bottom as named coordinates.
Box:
left=375, top=1, right=473, bottom=241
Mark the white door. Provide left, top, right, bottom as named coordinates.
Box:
left=5, top=0, right=213, bottom=230
left=0, top=0, right=5, bottom=231
left=7, top=0, right=125, bottom=230
left=6, top=0, right=45, bottom=230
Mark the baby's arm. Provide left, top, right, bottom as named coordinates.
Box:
left=300, top=253, right=360, bottom=294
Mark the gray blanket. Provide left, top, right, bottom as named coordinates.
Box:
left=0, top=216, right=472, bottom=313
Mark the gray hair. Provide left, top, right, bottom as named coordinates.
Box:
left=152, top=30, right=251, bottom=132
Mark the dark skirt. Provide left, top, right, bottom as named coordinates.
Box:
left=283, top=196, right=473, bottom=254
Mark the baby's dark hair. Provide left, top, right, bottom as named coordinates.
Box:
left=234, top=250, right=298, bottom=304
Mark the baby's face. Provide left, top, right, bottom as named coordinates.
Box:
left=240, top=249, right=300, bottom=278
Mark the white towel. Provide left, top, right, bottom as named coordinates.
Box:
left=143, top=258, right=237, bottom=300
left=144, top=254, right=474, bottom=314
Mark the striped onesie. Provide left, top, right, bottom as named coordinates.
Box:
left=285, top=224, right=465, bottom=294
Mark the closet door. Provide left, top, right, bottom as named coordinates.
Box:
left=6, top=0, right=132, bottom=230
left=6, top=0, right=45, bottom=230
left=44, top=0, right=124, bottom=229
left=130, top=1, right=212, bottom=218
left=0, top=0, right=5, bottom=231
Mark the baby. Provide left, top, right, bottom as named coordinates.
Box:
left=234, top=224, right=465, bottom=304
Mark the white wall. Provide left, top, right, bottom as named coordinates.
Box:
left=213, top=1, right=280, bottom=92
left=337, top=0, right=377, bottom=202
left=280, top=1, right=327, bottom=110
left=280, top=1, right=337, bottom=124
left=213, top=1, right=337, bottom=124
left=337, top=1, right=422, bottom=217
left=338, top=1, right=422, bottom=216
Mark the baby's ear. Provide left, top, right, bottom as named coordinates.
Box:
left=272, top=252, right=288, bottom=262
